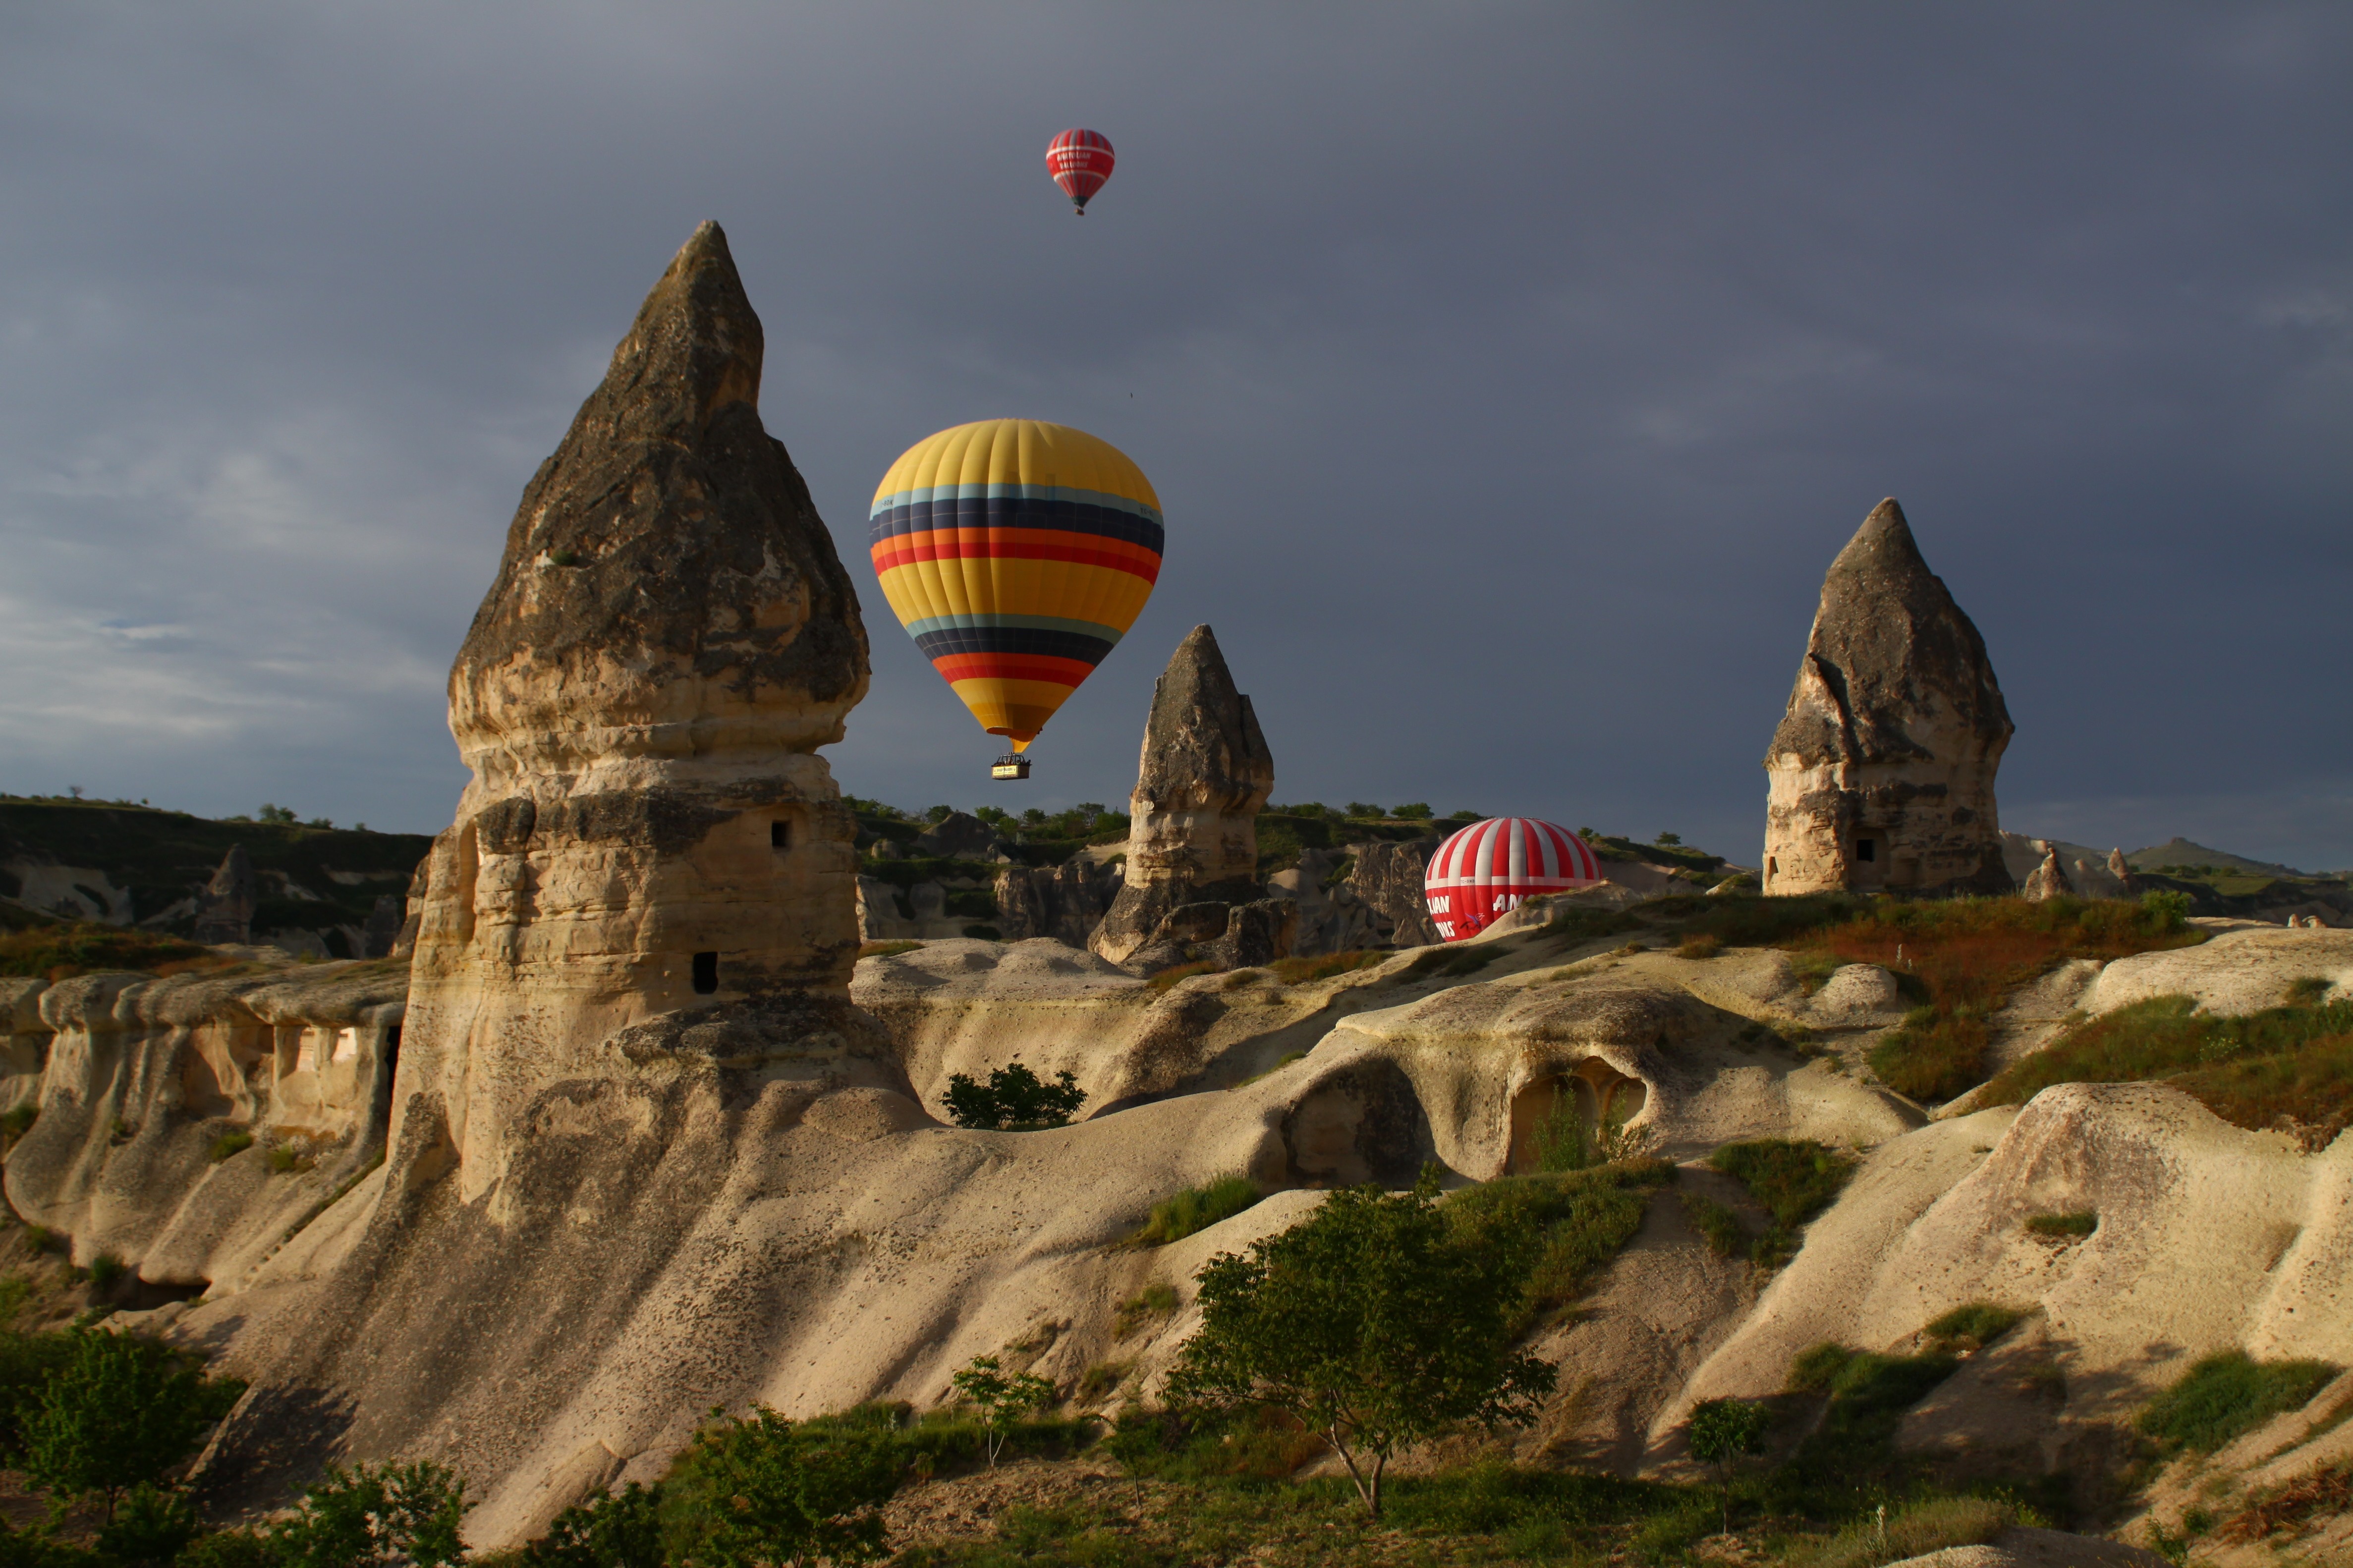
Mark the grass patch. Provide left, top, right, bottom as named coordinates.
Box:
left=1788, top=1495, right=2012, bottom=1568
left=266, top=1144, right=311, bottom=1175
left=1707, top=1139, right=1856, bottom=1267
left=1683, top=1192, right=1750, bottom=1258
left=1983, top=994, right=2353, bottom=1145
left=1778, top=1343, right=1962, bottom=1490
left=0, top=922, right=219, bottom=981
left=1266, top=950, right=1382, bottom=986
left=85, top=1252, right=125, bottom=1289
left=856, top=940, right=923, bottom=959
left=0, top=1104, right=35, bottom=1144
left=1923, top=1303, right=2026, bottom=1353
left=207, top=1129, right=255, bottom=1163
left=1134, top=1176, right=1261, bottom=1246
left=1075, top=1362, right=1129, bottom=1404
left=1114, top=1284, right=1180, bottom=1340
left=2137, top=1351, right=2340, bottom=1455
left=1790, top=896, right=2204, bottom=1105
left=1445, top=1159, right=1673, bottom=1332
left=1145, top=960, right=1218, bottom=992
left=1676, top=933, right=1723, bottom=960
left=2025, top=1211, right=2097, bottom=1241
left=2217, top=1459, right=2353, bottom=1545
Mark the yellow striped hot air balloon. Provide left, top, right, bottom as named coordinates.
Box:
left=869, top=420, right=1163, bottom=777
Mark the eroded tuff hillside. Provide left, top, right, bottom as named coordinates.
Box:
left=5, top=902, right=2348, bottom=1557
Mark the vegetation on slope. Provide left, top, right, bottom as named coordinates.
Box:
left=1982, top=993, right=2353, bottom=1145
left=0, top=922, right=219, bottom=982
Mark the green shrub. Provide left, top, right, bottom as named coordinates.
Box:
left=1923, top=1303, right=2026, bottom=1353
left=86, top=1253, right=125, bottom=1290
left=0, top=924, right=214, bottom=982
left=521, top=1482, right=663, bottom=1568
left=1789, top=1343, right=1855, bottom=1393
left=942, top=1062, right=1084, bottom=1130
left=173, top=1531, right=282, bottom=1568
left=2137, top=1351, right=2340, bottom=1455
left=1134, top=1176, right=1260, bottom=1245
left=1687, top=1398, right=1770, bottom=1533
left=96, top=1481, right=198, bottom=1566
left=950, top=1355, right=1057, bottom=1466
left=272, top=1460, right=467, bottom=1568
left=1869, top=1008, right=1991, bottom=1104
left=1779, top=1344, right=1961, bottom=1490
left=18, top=1329, right=244, bottom=1520
left=208, top=1130, right=255, bottom=1163
left=1707, top=1139, right=1854, bottom=1267
left=267, top=1145, right=311, bottom=1175
left=0, top=1105, right=36, bottom=1143
left=2025, top=1211, right=2097, bottom=1240
left=1446, top=1161, right=1671, bottom=1332
left=1074, top=1363, right=1128, bottom=1404
left=658, top=1407, right=899, bottom=1568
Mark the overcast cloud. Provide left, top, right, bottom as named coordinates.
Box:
left=1, top=2, right=2347, bottom=867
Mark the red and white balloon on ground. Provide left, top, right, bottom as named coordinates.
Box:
left=1046, top=128, right=1115, bottom=213
left=1422, top=818, right=1603, bottom=941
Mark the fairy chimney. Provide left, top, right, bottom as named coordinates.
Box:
left=401, top=221, right=871, bottom=1194
left=1762, top=500, right=2015, bottom=896
left=1091, top=626, right=1274, bottom=965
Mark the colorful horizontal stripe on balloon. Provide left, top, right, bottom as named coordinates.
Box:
left=870, top=480, right=1161, bottom=522
left=870, top=496, right=1163, bottom=554
left=870, top=531, right=1163, bottom=580
left=929, top=653, right=1100, bottom=685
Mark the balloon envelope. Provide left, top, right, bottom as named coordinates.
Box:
left=869, top=419, right=1163, bottom=751
left=1423, top=818, right=1603, bottom=941
left=1046, top=128, right=1115, bottom=211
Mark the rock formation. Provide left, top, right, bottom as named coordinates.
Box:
left=911, top=812, right=1011, bottom=861
left=1091, top=626, right=1279, bottom=966
left=1268, top=847, right=1383, bottom=955
left=1762, top=500, right=2015, bottom=896
left=2021, top=840, right=2074, bottom=902
left=191, top=845, right=255, bottom=945
left=2107, top=846, right=2139, bottom=894
left=994, top=860, right=1120, bottom=948
left=1343, top=838, right=1443, bottom=947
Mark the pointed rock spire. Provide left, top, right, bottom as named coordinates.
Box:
left=450, top=220, right=868, bottom=772
left=1091, top=626, right=1278, bottom=966
left=1762, top=499, right=2014, bottom=896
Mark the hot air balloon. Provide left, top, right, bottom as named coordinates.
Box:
left=869, top=420, right=1163, bottom=779
left=1046, top=128, right=1115, bottom=214
left=1423, top=818, right=1603, bottom=941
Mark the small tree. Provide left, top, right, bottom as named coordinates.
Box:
left=18, top=1330, right=241, bottom=1523
left=942, top=1063, right=1085, bottom=1130
left=949, top=1355, right=1056, bottom=1467
left=1686, top=1397, right=1770, bottom=1536
left=271, top=1460, right=467, bottom=1568
left=1166, top=1173, right=1554, bottom=1516
left=663, top=1409, right=898, bottom=1568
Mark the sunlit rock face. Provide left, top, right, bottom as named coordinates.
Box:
left=403, top=219, right=872, bottom=1201
left=1761, top=499, right=2014, bottom=897
left=1091, top=626, right=1275, bottom=965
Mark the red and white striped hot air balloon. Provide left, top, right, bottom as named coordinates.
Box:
left=1046, top=128, right=1115, bottom=214
left=1422, top=818, right=1604, bottom=942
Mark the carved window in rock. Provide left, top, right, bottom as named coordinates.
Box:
left=691, top=951, right=720, bottom=994
left=771, top=819, right=791, bottom=850
left=1855, top=838, right=1877, bottom=863
left=1506, top=1059, right=1647, bottom=1176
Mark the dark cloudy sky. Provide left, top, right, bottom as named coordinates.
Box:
left=2, top=3, right=2347, bottom=867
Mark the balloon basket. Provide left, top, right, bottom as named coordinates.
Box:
left=990, top=754, right=1031, bottom=781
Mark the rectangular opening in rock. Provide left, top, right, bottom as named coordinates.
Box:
left=771, top=820, right=790, bottom=849
left=691, top=951, right=719, bottom=994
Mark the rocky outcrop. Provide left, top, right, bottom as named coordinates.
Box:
left=1343, top=838, right=1442, bottom=947
left=1268, top=848, right=1383, bottom=956
left=2021, top=841, right=2074, bottom=902
left=1762, top=500, right=2014, bottom=896
left=191, top=846, right=255, bottom=945
left=1122, top=896, right=1300, bottom=976
left=1091, top=626, right=1277, bottom=966
left=993, top=860, right=1120, bottom=948
left=2106, top=847, right=2138, bottom=895
left=911, top=812, right=1011, bottom=861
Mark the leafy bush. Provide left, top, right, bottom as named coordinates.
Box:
left=97, top=1481, right=198, bottom=1566
left=174, top=1530, right=282, bottom=1568
left=17, top=1329, right=244, bottom=1520
left=208, top=1130, right=256, bottom=1163
left=659, top=1407, right=900, bottom=1568
left=1869, top=1008, right=1991, bottom=1104
left=272, top=1459, right=467, bottom=1568
left=1707, top=1140, right=1855, bottom=1267
left=942, top=1062, right=1084, bottom=1130
left=2137, top=1351, right=2340, bottom=1455
left=1683, top=1193, right=1750, bottom=1259
left=1167, top=1174, right=1556, bottom=1515
left=85, top=1253, right=125, bottom=1290
left=0, top=1105, right=36, bottom=1143
left=1135, top=1176, right=1261, bottom=1246
left=521, top=1482, right=663, bottom=1568
left=2025, top=1211, right=2098, bottom=1240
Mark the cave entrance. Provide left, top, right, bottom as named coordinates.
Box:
left=1507, top=1059, right=1648, bottom=1175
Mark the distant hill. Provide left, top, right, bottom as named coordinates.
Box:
left=2125, top=837, right=2306, bottom=879
left=0, top=796, right=431, bottom=958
